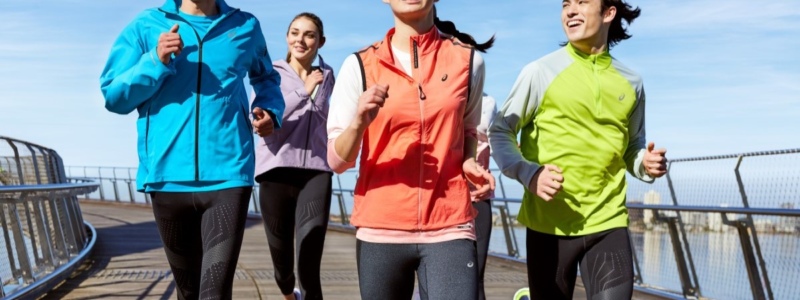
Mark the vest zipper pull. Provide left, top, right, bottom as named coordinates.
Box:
left=418, top=84, right=426, bottom=100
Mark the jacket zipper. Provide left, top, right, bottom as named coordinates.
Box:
left=413, top=39, right=424, bottom=230
left=145, top=105, right=151, bottom=153
left=592, top=56, right=602, bottom=113
left=160, top=8, right=240, bottom=181
left=303, top=84, right=316, bottom=167
left=194, top=40, right=203, bottom=180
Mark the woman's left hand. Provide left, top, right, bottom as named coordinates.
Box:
left=463, top=158, right=495, bottom=199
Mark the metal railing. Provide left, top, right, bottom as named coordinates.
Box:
left=67, top=148, right=800, bottom=300
left=1, top=136, right=99, bottom=299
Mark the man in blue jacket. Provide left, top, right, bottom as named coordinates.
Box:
left=100, top=0, right=284, bottom=298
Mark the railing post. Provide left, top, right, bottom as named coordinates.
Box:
left=504, top=202, right=520, bottom=256
left=21, top=200, right=43, bottom=269
left=32, top=196, right=56, bottom=270
left=25, top=145, right=43, bottom=185
left=495, top=204, right=518, bottom=257
left=111, top=168, right=120, bottom=202
left=629, top=233, right=643, bottom=284
left=47, top=197, right=69, bottom=260
left=71, top=195, right=87, bottom=247
left=664, top=161, right=702, bottom=295
left=62, top=194, right=83, bottom=252
left=126, top=168, right=136, bottom=203
left=1, top=202, right=21, bottom=282
left=722, top=214, right=767, bottom=300
left=733, top=155, right=774, bottom=300
left=336, top=193, right=349, bottom=226
left=659, top=214, right=698, bottom=298
left=7, top=140, right=25, bottom=185
left=8, top=197, right=35, bottom=283
left=497, top=175, right=507, bottom=199
left=97, top=167, right=105, bottom=200
left=251, top=185, right=260, bottom=214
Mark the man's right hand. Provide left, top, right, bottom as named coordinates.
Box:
left=529, top=164, right=564, bottom=201
left=157, top=24, right=183, bottom=65
left=350, top=84, right=388, bottom=131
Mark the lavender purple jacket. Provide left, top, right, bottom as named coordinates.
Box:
left=252, top=56, right=334, bottom=179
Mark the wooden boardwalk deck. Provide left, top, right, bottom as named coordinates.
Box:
left=43, top=201, right=535, bottom=300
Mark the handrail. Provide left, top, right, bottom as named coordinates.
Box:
left=668, top=148, right=800, bottom=163
left=626, top=203, right=800, bottom=217
left=2, top=221, right=97, bottom=299
left=0, top=183, right=100, bottom=193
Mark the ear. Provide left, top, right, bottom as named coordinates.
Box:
left=318, top=36, right=326, bottom=49
left=603, top=5, right=617, bottom=23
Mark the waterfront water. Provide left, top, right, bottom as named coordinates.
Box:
left=487, top=226, right=800, bottom=300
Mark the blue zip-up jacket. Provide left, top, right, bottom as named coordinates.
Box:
left=100, top=0, right=284, bottom=192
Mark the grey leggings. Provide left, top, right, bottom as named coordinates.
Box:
left=151, top=187, right=252, bottom=300
left=356, top=239, right=478, bottom=300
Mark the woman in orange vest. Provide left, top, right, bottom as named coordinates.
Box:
left=326, top=1, right=495, bottom=299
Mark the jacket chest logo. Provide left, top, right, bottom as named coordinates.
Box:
left=618, top=94, right=626, bottom=101
left=227, top=30, right=237, bottom=39
left=441, top=74, right=448, bottom=82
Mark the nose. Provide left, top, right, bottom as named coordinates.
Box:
left=565, top=4, right=578, bottom=17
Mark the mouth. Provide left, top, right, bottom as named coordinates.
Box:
left=566, top=19, right=583, bottom=28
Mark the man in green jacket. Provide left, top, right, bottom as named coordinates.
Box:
left=489, top=0, right=667, bottom=299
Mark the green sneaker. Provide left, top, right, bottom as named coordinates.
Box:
left=513, top=287, right=530, bottom=300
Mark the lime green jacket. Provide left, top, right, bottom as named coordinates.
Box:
left=489, top=43, right=653, bottom=236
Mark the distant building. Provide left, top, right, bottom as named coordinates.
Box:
left=643, top=190, right=661, bottom=229
left=777, top=202, right=799, bottom=233
left=707, top=203, right=729, bottom=232
left=628, top=200, right=644, bottom=230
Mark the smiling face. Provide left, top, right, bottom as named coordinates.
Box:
left=561, top=0, right=616, bottom=52
left=286, top=17, right=324, bottom=64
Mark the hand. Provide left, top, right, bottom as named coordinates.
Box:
left=463, top=158, right=496, bottom=199
left=304, top=69, right=324, bottom=95
left=529, top=164, right=564, bottom=201
left=350, top=84, right=388, bottom=131
left=644, top=142, right=668, bottom=178
left=251, top=107, right=275, bottom=137
left=157, top=24, right=183, bottom=65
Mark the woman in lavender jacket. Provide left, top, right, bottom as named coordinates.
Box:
left=252, top=12, right=333, bottom=300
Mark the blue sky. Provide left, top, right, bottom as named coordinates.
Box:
left=0, top=0, right=798, bottom=168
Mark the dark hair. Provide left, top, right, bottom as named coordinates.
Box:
left=433, top=7, right=494, bottom=53
left=603, top=0, right=641, bottom=48
left=285, top=12, right=325, bottom=62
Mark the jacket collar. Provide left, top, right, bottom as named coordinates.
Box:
left=374, top=25, right=442, bottom=65
left=160, top=0, right=233, bottom=15
left=273, top=55, right=331, bottom=75
left=566, top=42, right=612, bottom=70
